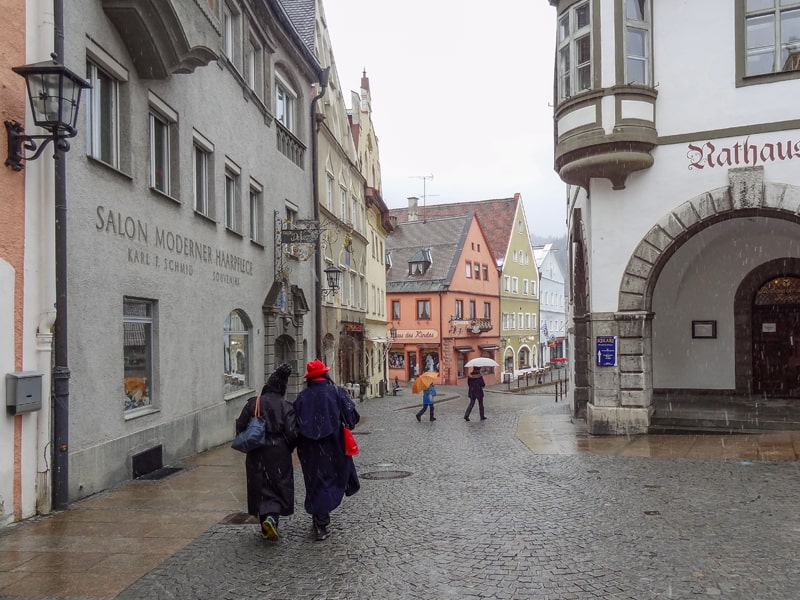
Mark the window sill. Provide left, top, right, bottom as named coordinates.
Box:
left=225, top=388, right=255, bottom=402
left=124, top=406, right=159, bottom=421
left=225, top=226, right=244, bottom=239
left=87, top=155, right=133, bottom=180
left=149, top=186, right=180, bottom=205
left=250, top=238, right=265, bottom=250
left=194, top=210, right=217, bottom=226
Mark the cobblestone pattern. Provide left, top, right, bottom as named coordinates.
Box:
left=116, top=391, right=800, bottom=600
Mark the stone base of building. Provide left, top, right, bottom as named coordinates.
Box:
left=587, top=403, right=653, bottom=435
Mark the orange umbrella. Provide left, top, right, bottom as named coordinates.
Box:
left=412, top=371, right=439, bottom=393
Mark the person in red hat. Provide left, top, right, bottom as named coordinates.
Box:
left=292, top=359, right=360, bottom=541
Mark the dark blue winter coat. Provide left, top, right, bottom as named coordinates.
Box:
left=293, top=379, right=360, bottom=515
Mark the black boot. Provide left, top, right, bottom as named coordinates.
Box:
left=314, top=525, right=330, bottom=541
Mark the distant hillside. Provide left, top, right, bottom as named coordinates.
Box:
left=531, top=233, right=568, bottom=279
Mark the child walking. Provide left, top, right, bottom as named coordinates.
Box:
left=415, top=384, right=437, bottom=421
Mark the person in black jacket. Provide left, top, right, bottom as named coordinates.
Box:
left=234, top=363, right=297, bottom=540
left=293, top=359, right=360, bottom=541
left=464, top=367, right=486, bottom=421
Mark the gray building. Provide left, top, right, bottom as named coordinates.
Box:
left=59, top=0, right=324, bottom=501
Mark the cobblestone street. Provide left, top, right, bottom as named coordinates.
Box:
left=111, top=389, right=800, bottom=600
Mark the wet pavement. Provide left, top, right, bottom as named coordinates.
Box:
left=1, top=385, right=799, bottom=599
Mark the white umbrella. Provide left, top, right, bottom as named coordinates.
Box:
left=464, top=357, right=499, bottom=368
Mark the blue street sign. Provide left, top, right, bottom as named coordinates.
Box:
left=596, top=336, right=617, bottom=366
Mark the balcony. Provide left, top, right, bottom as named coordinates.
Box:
left=554, top=86, right=658, bottom=190
left=276, top=122, right=306, bottom=167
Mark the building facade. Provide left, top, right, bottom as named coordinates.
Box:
left=389, top=195, right=541, bottom=380
left=386, top=213, right=500, bottom=386
left=534, top=243, right=567, bottom=366
left=546, top=0, right=800, bottom=433
left=42, top=0, right=324, bottom=503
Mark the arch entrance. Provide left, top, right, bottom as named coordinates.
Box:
left=752, top=276, right=800, bottom=397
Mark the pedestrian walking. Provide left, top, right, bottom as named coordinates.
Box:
left=234, top=363, right=297, bottom=541
left=415, top=383, right=437, bottom=421
left=293, top=359, right=361, bottom=541
left=464, top=367, right=486, bottom=421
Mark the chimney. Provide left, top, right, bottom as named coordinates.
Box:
left=408, top=196, right=419, bottom=221
left=389, top=215, right=398, bottom=228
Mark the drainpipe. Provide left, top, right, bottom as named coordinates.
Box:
left=311, top=66, right=330, bottom=359
left=52, top=0, right=70, bottom=510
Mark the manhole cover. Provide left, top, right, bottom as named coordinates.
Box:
left=361, top=470, right=412, bottom=480
left=221, top=512, right=258, bottom=525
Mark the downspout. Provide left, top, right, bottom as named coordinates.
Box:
left=311, top=66, right=330, bottom=359
left=438, top=289, right=444, bottom=384
left=51, top=0, right=70, bottom=510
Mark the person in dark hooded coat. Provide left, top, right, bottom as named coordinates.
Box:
left=293, top=359, right=360, bottom=541
left=234, top=363, right=297, bottom=540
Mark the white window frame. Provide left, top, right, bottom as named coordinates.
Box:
left=223, top=1, right=242, bottom=69
left=193, top=130, right=214, bottom=218
left=625, top=0, right=651, bottom=85
left=224, top=309, right=251, bottom=397
left=512, top=277, right=519, bottom=294
left=558, top=0, right=592, bottom=101
left=249, top=180, right=263, bottom=243
left=275, top=74, right=297, bottom=133
left=123, top=297, right=155, bottom=413
left=86, top=61, right=121, bottom=167
left=224, top=164, right=240, bottom=232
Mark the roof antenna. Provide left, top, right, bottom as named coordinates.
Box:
left=409, top=174, right=434, bottom=222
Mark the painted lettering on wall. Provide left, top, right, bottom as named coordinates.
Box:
left=394, top=329, right=439, bottom=340
left=687, top=136, right=800, bottom=170
left=97, top=205, right=253, bottom=285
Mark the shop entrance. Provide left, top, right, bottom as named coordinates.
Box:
left=752, top=276, right=800, bottom=397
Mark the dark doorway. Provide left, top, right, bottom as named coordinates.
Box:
left=752, top=276, right=800, bottom=397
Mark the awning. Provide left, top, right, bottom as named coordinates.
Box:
left=454, top=345, right=474, bottom=353
left=478, top=344, right=499, bottom=351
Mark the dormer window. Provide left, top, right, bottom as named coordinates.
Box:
left=408, top=248, right=432, bottom=276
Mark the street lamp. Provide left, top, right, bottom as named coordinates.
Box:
left=5, top=54, right=90, bottom=510
left=5, top=57, right=91, bottom=171
left=322, top=265, right=342, bottom=297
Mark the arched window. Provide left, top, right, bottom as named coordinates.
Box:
left=224, top=309, right=251, bottom=396
left=518, top=346, right=531, bottom=369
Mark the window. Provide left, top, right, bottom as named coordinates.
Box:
left=86, top=61, right=120, bottom=167
left=148, top=94, right=178, bottom=196
left=525, top=313, right=531, bottom=329
left=518, top=312, right=524, bottom=329
left=482, top=265, right=489, bottom=280
left=193, top=131, right=214, bottom=218
left=523, top=279, right=529, bottom=295
left=326, top=174, right=334, bottom=210
left=484, top=302, right=491, bottom=318
left=469, top=300, right=476, bottom=320
left=558, top=0, right=592, bottom=100
left=466, top=262, right=472, bottom=278
left=455, top=299, right=463, bottom=319
left=518, top=347, right=530, bottom=369
left=392, top=300, right=401, bottom=320
left=625, top=0, right=651, bottom=85
left=340, top=186, right=347, bottom=221
left=222, top=2, right=241, bottom=69
left=744, top=0, right=800, bottom=77
left=531, top=280, right=538, bottom=296
left=276, top=75, right=297, bottom=132
left=124, top=297, right=154, bottom=412
left=474, top=263, right=480, bottom=281
left=224, top=310, right=251, bottom=396
left=417, top=299, right=431, bottom=320
left=249, top=182, right=263, bottom=243
left=245, top=37, right=264, bottom=96
left=512, top=277, right=519, bottom=293
left=224, top=160, right=241, bottom=232
left=504, top=276, right=510, bottom=292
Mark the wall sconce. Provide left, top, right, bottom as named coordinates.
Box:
left=389, top=326, right=397, bottom=340
left=322, top=265, right=342, bottom=297
left=500, top=337, right=508, bottom=347
left=5, top=57, right=91, bottom=171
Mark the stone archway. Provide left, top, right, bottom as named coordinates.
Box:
left=606, top=168, right=800, bottom=426
left=583, top=166, right=800, bottom=433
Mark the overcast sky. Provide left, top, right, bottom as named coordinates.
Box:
left=323, top=0, right=567, bottom=238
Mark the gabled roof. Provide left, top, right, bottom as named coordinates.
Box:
left=277, top=0, right=317, bottom=54
left=388, top=195, right=520, bottom=262
left=385, top=214, right=472, bottom=293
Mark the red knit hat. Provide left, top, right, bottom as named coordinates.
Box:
left=304, top=359, right=330, bottom=379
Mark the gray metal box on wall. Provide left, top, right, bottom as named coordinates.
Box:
left=6, top=371, right=43, bottom=415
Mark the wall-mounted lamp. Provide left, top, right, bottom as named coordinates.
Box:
left=322, top=265, right=342, bottom=297
left=389, top=326, right=397, bottom=340
left=5, top=57, right=91, bottom=171
left=500, top=337, right=508, bottom=347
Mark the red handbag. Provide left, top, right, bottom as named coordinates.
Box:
left=343, top=426, right=359, bottom=456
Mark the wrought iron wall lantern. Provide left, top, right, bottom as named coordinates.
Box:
left=5, top=57, right=91, bottom=171
left=322, top=265, right=342, bottom=297
left=389, top=326, right=398, bottom=340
